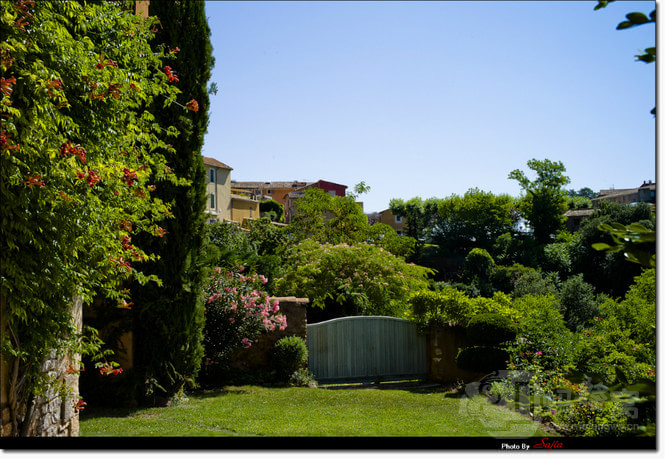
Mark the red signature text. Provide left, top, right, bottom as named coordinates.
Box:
left=533, top=438, right=564, bottom=451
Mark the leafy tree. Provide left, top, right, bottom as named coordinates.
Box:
left=274, top=240, right=433, bottom=320
left=567, top=187, right=598, bottom=199
left=431, top=188, right=517, bottom=256
left=558, top=274, right=600, bottom=332
left=512, top=270, right=561, bottom=299
left=288, top=186, right=366, bottom=245
left=204, top=218, right=288, bottom=294
left=260, top=199, right=285, bottom=222
left=389, top=196, right=440, bottom=243
left=461, top=248, right=495, bottom=296
left=568, top=201, right=654, bottom=296
left=288, top=185, right=415, bottom=257
left=126, top=0, right=214, bottom=404
left=0, top=0, right=187, bottom=434
left=508, top=159, right=571, bottom=245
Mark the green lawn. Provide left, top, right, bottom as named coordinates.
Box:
left=79, top=385, right=556, bottom=437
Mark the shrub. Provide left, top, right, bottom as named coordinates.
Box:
left=202, top=267, right=286, bottom=365
left=553, top=399, right=632, bottom=437
left=558, top=274, right=600, bottom=331
left=466, top=313, right=517, bottom=346
left=512, top=270, right=561, bottom=298
left=456, top=346, right=509, bottom=374
left=510, top=294, right=578, bottom=372
left=272, top=336, right=308, bottom=380
left=288, top=368, right=317, bottom=387
left=462, top=248, right=495, bottom=284
left=469, top=292, right=521, bottom=323
left=491, top=263, right=535, bottom=293
left=409, top=287, right=473, bottom=326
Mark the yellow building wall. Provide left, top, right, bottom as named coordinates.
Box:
left=231, top=197, right=260, bottom=223
left=379, top=209, right=407, bottom=235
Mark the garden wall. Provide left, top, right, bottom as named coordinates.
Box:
left=427, top=323, right=485, bottom=384
left=1, top=297, right=82, bottom=437
left=229, top=297, right=308, bottom=370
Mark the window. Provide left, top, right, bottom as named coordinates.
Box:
left=328, top=190, right=336, bottom=197
left=395, top=216, right=402, bottom=223
left=249, top=208, right=253, bottom=218
left=209, top=218, right=216, bottom=224
left=210, top=193, right=215, bottom=209
left=209, top=168, right=215, bottom=183
left=267, top=189, right=273, bottom=195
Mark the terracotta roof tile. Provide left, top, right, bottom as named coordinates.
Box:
left=202, top=156, right=232, bottom=170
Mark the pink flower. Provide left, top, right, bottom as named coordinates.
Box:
left=242, top=338, right=252, bottom=348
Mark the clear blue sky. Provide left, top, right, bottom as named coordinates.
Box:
left=201, top=0, right=656, bottom=214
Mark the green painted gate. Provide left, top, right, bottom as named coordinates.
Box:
left=306, top=316, right=427, bottom=384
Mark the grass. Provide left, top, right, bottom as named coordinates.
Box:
left=79, top=384, right=557, bottom=437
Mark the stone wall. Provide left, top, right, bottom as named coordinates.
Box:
left=230, top=297, right=308, bottom=370
left=427, top=322, right=485, bottom=384
left=1, top=297, right=82, bottom=437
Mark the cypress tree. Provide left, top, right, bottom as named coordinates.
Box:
left=131, top=0, right=214, bottom=404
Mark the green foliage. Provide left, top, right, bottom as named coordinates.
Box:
left=566, top=195, right=592, bottom=209
left=389, top=196, right=440, bottom=243
left=469, top=292, right=521, bottom=323
left=466, top=313, right=517, bottom=346
left=592, top=222, right=655, bottom=268
left=569, top=201, right=654, bottom=296
left=289, top=186, right=415, bottom=257
left=131, top=0, right=214, bottom=403
left=288, top=186, right=366, bottom=245
left=432, top=188, right=517, bottom=255
left=542, top=233, right=576, bottom=275
left=512, top=270, right=561, bottom=298
left=275, top=240, right=433, bottom=317
left=204, top=219, right=287, bottom=293
left=567, top=187, right=598, bottom=199
left=491, top=263, right=535, bottom=293
left=558, top=274, right=600, bottom=332
left=510, top=295, right=578, bottom=372
left=0, top=0, right=190, bottom=430
left=456, top=346, right=509, bottom=374
left=462, top=248, right=495, bottom=295
left=409, top=287, right=473, bottom=326
left=509, top=159, right=570, bottom=245
left=272, top=336, right=308, bottom=381
left=553, top=399, right=631, bottom=437
left=260, top=200, right=285, bottom=222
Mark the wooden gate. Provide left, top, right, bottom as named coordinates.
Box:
left=306, top=316, right=427, bottom=384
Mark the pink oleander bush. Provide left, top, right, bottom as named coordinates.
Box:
left=202, top=266, right=286, bottom=366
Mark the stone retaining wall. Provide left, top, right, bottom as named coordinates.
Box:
left=1, top=297, right=82, bottom=437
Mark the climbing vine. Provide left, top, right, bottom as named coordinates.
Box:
left=0, top=0, right=198, bottom=435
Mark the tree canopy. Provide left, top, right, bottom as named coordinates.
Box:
left=509, top=159, right=570, bottom=245
left=432, top=188, right=517, bottom=255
